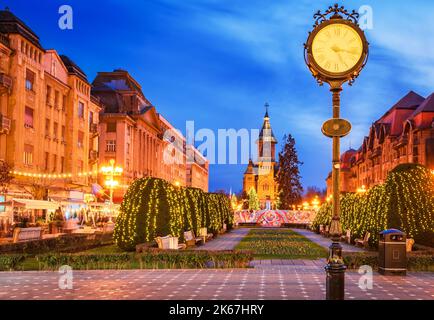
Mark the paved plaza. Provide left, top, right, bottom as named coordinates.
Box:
left=196, top=228, right=251, bottom=251
left=0, top=228, right=432, bottom=300
left=292, top=229, right=366, bottom=252
left=0, top=267, right=433, bottom=300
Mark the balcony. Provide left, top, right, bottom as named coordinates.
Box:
left=89, top=123, right=99, bottom=136
left=0, top=73, right=12, bottom=91
left=0, top=114, right=11, bottom=134
left=0, top=33, right=9, bottom=47
left=89, top=150, right=98, bottom=162
left=393, top=136, right=408, bottom=149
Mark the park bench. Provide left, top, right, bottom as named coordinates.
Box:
left=155, top=235, right=186, bottom=250
left=355, top=232, right=370, bottom=248
left=340, top=229, right=351, bottom=244
left=199, top=227, right=213, bottom=243
left=184, top=230, right=203, bottom=247
left=12, top=227, right=42, bottom=243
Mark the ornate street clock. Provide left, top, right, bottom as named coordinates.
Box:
left=303, top=5, right=370, bottom=300
left=304, top=4, right=369, bottom=87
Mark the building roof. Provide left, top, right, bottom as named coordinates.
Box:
left=258, top=104, right=277, bottom=143
left=244, top=159, right=255, bottom=174
left=412, top=93, right=434, bottom=117
left=92, top=69, right=145, bottom=98
left=60, top=55, right=88, bottom=82
left=377, top=91, right=425, bottom=124
left=0, top=8, right=43, bottom=49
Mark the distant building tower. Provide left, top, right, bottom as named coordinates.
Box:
left=242, top=104, right=279, bottom=209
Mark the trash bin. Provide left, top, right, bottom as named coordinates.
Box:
left=378, top=229, right=407, bottom=276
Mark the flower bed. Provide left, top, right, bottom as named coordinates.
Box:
left=235, top=228, right=328, bottom=259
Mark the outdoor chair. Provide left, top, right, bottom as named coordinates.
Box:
left=155, top=235, right=186, bottom=250
left=340, top=229, right=351, bottom=244
left=324, top=225, right=330, bottom=237
left=406, top=238, right=415, bottom=252
left=184, top=230, right=203, bottom=247
left=355, top=232, right=370, bottom=248
left=199, top=227, right=213, bottom=243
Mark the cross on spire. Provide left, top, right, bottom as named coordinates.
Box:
left=264, top=102, right=269, bottom=118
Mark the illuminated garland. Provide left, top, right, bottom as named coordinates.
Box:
left=114, top=177, right=234, bottom=250
left=312, top=164, right=434, bottom=246
left=10, top=170, right=98, bottom=179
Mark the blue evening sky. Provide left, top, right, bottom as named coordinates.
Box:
left=4, top=0, right=434, bottom=192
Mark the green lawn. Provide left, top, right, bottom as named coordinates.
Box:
left=235, top=228, right=328, bottom=260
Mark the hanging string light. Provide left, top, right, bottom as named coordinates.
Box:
left=10, top=170, right=99, bottom=179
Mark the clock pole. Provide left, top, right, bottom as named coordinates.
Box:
left=303, top=3, right=369, bottom=300
left=326, top=84, right=346, bottom=301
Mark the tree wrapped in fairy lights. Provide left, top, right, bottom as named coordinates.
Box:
left=312, top=164, right=434, bottom=247
left=114, top=177, right=233, bottom=251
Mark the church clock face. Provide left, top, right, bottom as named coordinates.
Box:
left=311, top=23, right=364, bottom=74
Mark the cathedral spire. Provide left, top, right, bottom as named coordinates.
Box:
left=264, top=102, right=269, bottom=118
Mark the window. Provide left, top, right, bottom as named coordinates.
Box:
left=24, top=144, right=34, bottom=165
left=61, top=125, right=66, bottom=141
left=45, top=118, right=50, bottom=136
left=78, top=131, right=84, bottom=148
left=106, top=140, right=116, bottom=152
left=60, top=157, right=65, bottom=173
left=77, top=160, right=83, bottom=173
left=78, top=101, right=84, bottom=118
left=62, top=95, right=66, bottom=111
left=89, top=111, right=94, bottom=125
left=46, top=85, right=52, bottom=104
left=106, top=122, right=116, bottom=132
left=24, top=106, right=34, bottom=128
left=54, top=90, right=59, bottom=108
left=127, top=125, right=131, bottom=136
left=126, top=143, right=130, bottom=154
left=53, top=122, right=58, bottom=139
left=52, top=154, right=57, bottom=172
left=25, top=69, right=35, bottom=91
left=44, top=152, right=49, bottom=170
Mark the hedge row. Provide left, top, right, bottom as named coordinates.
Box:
left=313, top=164, right=434, bottom=246
left=114, top=178, right=233, bottom=251
left=0, top=250, right=252, bottom=271
left=0, top=233, right=113, bottom=255
left=343, top=251, right=434, bottom=271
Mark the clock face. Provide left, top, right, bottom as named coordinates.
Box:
left=311, top=23, right=364, bottom=74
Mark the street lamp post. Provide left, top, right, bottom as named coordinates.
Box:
left=304, top=4, right=369, bottom=300
left=101, top=159, right=123, bottom=219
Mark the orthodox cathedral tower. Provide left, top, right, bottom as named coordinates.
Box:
left=243, top=104, right=279, bottom=209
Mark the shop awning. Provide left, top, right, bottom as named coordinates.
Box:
left=8, top=199, right=60, bottom=210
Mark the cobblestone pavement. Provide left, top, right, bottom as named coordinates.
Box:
left=1, top=267, right=433, bottom=300
left=292, top=229, right=366, bottom=252
left=195, top=228, right=251, bottom=251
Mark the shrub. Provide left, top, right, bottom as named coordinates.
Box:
left=313, top=164, right=434, bottom=247
left=0, top=233, right=113, bottom=255
left=114, top=178, right=233, bottom=251
left=0, top=254, right=26, bottom=271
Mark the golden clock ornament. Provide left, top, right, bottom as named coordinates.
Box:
left=304, top=4, right=369, bottom=87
